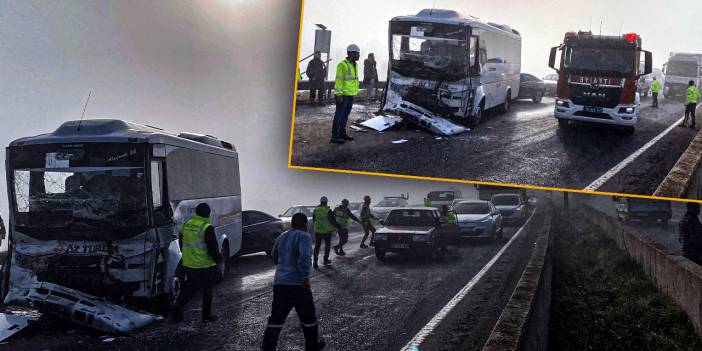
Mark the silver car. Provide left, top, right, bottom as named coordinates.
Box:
left=371, top=197, right=409, bottom=220
left=279, top=205, right=316, bottom=232
left=490, top=194, right=527, bottom=225
left=543, top=73, right=558, bottom=96
left=452, top=200, right=503, bottom=239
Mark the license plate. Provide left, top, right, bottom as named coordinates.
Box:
left=583, top=106, right=603, bottom=113
left=390, top=243, right=410, bottom=249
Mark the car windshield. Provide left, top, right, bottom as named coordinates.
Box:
left=282, top=207, right=298, bottom=217
left=492, top=196, right=520, bottom=206
left=389, top=21, right=470, bottom=80
left=9, top=143, right=149, bottom=239
left=428, top=191, right=455, bottom=201
left=544, top=74, right=558, bottom=81
left=564, top=47, right=635, bottom=77
left=377, top=199, right=403, bottom=207
left=665, top=61, right=699, bottom=77
left=385, top=209, right=436, bottom=226
left=453, top=203, right=490, bottom=215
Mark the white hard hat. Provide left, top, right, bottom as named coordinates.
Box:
left=320, top=196, right=328, bottom=203
left=347, top=44, right=360, bottom=53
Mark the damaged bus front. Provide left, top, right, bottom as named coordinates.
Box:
left=384, top=9, right=521, bottom=128
left=3, top=120, right=242, bottom=315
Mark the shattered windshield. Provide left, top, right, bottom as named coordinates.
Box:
left=385, top=209, right=436, bottom=227
left=9, top=143, right=149, bottom=238
left=665, top=61, right=699, bottom=77
left=564, top=47, right=635, bottom=77
left=390, top=21, right=469, bottom=80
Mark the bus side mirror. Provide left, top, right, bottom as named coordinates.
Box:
left=548, top=47, right=558, bottom=70
left=644, top=51, right=653, bottom=75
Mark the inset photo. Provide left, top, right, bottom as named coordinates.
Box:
left=290, top=0, right=702, bottom=201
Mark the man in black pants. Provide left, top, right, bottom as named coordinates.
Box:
left=261, top=213, right=325, bottom=350
left=359, top=195, right=380, bottom=248
left=312, top=196, right=339, bottom=268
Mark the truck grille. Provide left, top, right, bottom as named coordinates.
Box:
left=574, top=111, right=613, bottom=119
left=569, top=84, right=621, bottom=108
left=666, top=83, right=687, bottom=97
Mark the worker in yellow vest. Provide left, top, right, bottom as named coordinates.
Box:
left=332, top=199, right=360, bottom=256
left=682, top=80, right=701, bottom=129
left=313, top=196, right=337, bottom=268
left=172, top=203, right=221, bottom=323
left=330, top=44, right=361, bottom=144
left=650, top=77, right=662, bottom=108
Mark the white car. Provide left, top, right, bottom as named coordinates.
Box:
left=452, top=200, right=503, bottom=240
left=490, top=193, right=527, bottom=225
left=371, top=197, right=409, bottom=220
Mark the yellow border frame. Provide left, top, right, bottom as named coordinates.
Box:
left=287, top=0, right=701, bottom=204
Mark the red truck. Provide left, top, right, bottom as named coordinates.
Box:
left=548, top=31, right=652, bottom=133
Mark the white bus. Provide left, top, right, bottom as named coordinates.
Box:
left=383, top=9, right=521, bottom=126
left=3, top=119, right=242, bottom=308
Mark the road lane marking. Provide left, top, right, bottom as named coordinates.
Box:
left=585, top=102, right=702, bottom=191
left=401, top=210, right=537, bottom=350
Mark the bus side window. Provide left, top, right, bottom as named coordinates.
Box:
left=469, top=36, right=479, bottom=75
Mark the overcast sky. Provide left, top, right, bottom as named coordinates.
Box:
left=0, top=0, right=481, bottom=229
left=299, top=0, right=702, bottom=80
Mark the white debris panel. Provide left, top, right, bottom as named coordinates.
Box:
left=391, top=101, right=466, bottom=136
left=24, top=282, right=155, bottom=334
left=0, top=313, right=36, bottom=342
left=359, top=115, right=401, bottom=132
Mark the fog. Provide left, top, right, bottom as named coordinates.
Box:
left=299, top=0, right=702, bottom=80
left=0, top=0, right=480, bottom=233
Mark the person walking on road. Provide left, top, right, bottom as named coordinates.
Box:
left=680, top=202, right=702, bottom=265
left=360, top=195, right=381, bottom=248
left=681, top=80, right=700, bottom=128
left=307, top=51, right=327, bottom=106
left=332, top=199, right=360, bottom=256
left=330, top=44, right=361, bottom=144
left=650, top=77, right=662, bottom=107
left=261, top=213, right=326, bottom=351
left=363, top=53, right=378, bottom=107
left=313, top=196, right=338, bottom=268
left=172, top=203, right=221, bottom=323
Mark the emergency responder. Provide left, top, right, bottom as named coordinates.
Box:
left=307, top=51, right=327, bottom=106
left=363, top=53, right=378, bottom=106
left=650, top=77, right=662, bottom=107
left=332, top=199, right=360, bottom=256
left=360, top=195, right=381, bottom=248
left=313, top=196, right=338, bottom=268
left=440, top=205, right=458, bottom=224
left=330, top=44, right=361, bottom=144
left=261, top=213, right=326, bottom=351
left=172, top=203, right=221, bottom=323
left=682, top=80, right=701, bottom=128
left=679, top=202, right=702, bottom=265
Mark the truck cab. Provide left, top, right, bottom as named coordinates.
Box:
left=662, top=52, right=702, bottom=100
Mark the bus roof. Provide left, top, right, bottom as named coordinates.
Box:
left=8, top=119, right=237, bottom=156
left=391, top=9, right=521, bottom=39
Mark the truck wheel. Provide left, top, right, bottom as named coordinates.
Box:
left=467, top=105, right=483, bottom=127
left=375, top=247, right=386, bottom=260
left=159, top=265, right=184, bottom=311
left=532, top=91, right=543, bottom=104
left=216, top=244, right=230, bottom=283
left=501, top=92, right=511, bottom=113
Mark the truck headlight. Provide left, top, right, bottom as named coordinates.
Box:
left=412, top=234, right=427, bottom=242
left=556, top=99, right=570, bottom=108
left=618, top=107, right=635, bottom=114
left=374, top=233, right=387, bottom=241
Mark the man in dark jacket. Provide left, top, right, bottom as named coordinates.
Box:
left=306, top=51, right=327, bottom=106
left=679, top=202, right=702, bottom=265
left=363, top=53, right=378, bottom=105
left=332, top=199, right=360, bottom=256
left=172, top=203, right=221, bottom=322
left=261, top=213, right=325, bottom=351
left=360, top=195, right=379, bottom=248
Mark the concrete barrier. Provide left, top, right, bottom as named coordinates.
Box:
left=482, top=211, right=553, bottom=351
left=579, top=204, right=702, bottom=336
left=654, top=109, right=702, bottom=199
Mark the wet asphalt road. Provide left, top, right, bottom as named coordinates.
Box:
left=2, top=207, right=543, bottom=351
left=291, top=97, right=696, bottom=196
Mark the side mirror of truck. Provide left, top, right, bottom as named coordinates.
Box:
left=644, top=51, right=653, bottom=75
left=548, top=47, right=558, bottom=70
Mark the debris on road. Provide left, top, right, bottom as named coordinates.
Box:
left=350, top=125, right=367, bottom=133
left=0, top=313, right=36, bottom=342
left=20, top=282, right=156, bottom=334
left=359, top=115, right=401, bottom=132
left=392, top=139, right=409, bottom=144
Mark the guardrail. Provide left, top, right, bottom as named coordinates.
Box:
left=482, top=206, right=554, bottom=351
left=295, top=80, right=385, bottom=104
left=579, top=203, right=702, bottom=336
left=654, top=125, right=702, bottom=199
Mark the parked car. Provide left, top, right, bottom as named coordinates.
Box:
left=490, top=193, right=527, bottom=225
left=615, top=197, right=671, bottom=225
left=452, top=200, right=503, bottom=240
left=424, top=190, right=463, bottom=208
left=542, top=73, right=558, bottom=96
left=517, top=73, right=546, bottom=103
left=371, top=196, right=409, bottom=220
left=241, top=210, right=286, bottom=256
left=373, top=207, right=457, bottom=260
left=279, top=205, right=316, bottom=233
